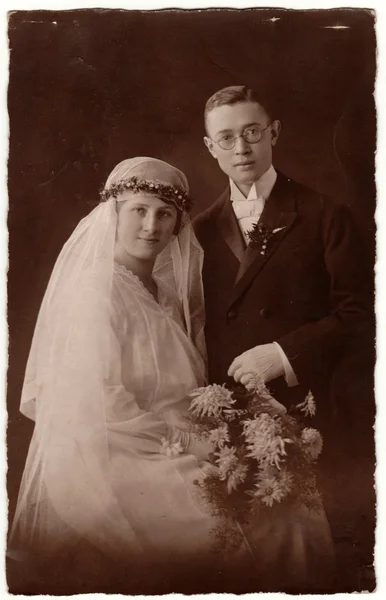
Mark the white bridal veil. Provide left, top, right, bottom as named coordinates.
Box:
left=10, top=157, right=206, bottom=557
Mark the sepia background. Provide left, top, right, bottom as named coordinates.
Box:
left=7, top=7, right=376, bottom=591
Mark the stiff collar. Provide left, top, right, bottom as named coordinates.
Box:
left=230, top=165, right=277, bottom=201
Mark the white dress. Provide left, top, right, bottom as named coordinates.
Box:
left=103, top=264, right=335, bottom=591
left=107, top=263, right=222, bottom=559
left=12, top=261, right=335, bottom=593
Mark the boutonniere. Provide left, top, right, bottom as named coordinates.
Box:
left=246, top=224, right=286, bottom=255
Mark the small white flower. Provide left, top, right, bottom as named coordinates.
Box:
left=301, top=427, right=323, bottom=460
left=160, top=437, right=184, bottom=458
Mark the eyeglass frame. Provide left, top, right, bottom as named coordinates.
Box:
left=209, top=123, right=272, bottom=151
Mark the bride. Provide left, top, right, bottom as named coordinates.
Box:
left=9, top=157, right=334, bottom=594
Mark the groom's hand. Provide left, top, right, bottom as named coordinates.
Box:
left=228, top=343, right=285, bottom=387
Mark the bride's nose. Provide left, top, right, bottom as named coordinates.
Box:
left=143, top=211, right=158, bottom=233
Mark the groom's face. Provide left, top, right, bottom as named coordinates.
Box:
left=204, top=101, right=280, bottom=192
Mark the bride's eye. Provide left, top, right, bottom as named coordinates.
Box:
left=158, top=210, right=173, bottom=219
left=133, top=207, right=147, bottom=215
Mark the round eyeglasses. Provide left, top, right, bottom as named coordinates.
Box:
left=212, top=124, right=272, bottom=150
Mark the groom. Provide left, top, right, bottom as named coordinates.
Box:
left=193, top=85, right=370, bottom=435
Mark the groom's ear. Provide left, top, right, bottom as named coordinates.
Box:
left=204, top=136, right=218, bottom=160
left=270, top=120, right=281, bottom=147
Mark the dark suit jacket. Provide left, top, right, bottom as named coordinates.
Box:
left=193, top=171, right=371, bottom=427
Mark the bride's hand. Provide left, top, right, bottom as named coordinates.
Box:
left=160, top=405, right=191, bottom=431
left=186, top=433, right=215, bottom=462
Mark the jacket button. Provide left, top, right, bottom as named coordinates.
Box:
left=259, top=308, right=270, bottom=319
left=227, top=309, right=237, bottom=320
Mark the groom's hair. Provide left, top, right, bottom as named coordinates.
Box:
left=204, top=85, right=273, bottom=133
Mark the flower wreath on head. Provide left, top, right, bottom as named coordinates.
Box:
left=100, top=176, right=194, bottom=213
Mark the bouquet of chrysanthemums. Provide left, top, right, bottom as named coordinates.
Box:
left=188, top=379, right=323, bottom=523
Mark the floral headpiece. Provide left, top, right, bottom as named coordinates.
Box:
left=100, top=176, right=193, bottom=212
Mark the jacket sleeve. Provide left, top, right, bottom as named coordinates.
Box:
left=276, top=200, right=372, bottom=386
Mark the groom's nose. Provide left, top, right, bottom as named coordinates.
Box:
left=234, top=135, right=251, bottom=154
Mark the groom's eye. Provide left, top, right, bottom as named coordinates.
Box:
left=218, top=134, right=233, bottom=142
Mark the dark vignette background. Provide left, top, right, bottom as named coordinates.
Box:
left=7, top=7, right=376, bottom=593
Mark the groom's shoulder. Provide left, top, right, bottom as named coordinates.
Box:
left=278, top=172, right=346, bottom=219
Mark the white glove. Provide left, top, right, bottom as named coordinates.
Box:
left=264, top=397, right=287, bottom=415
left=228, top=343, right=285, bottom=387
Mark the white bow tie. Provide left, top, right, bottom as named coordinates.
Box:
left=232, top=198, right=265, bottom=219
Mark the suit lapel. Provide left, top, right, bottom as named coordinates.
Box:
left=214, top=188, right=245, bottom=263
left=230, top=173, right=298, bottom=306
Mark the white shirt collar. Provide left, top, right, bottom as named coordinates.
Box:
left=230, top=165, right=277, bottom=201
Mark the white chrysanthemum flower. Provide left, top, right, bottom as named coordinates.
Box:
left=214, top=444, right=248, bottom=493
left=227, top=462, right=249, bottom=494
left=242, top=414, right=292, bottom=469
left=208, top=422, right=230, bottom=448
left=276, top=467, right=294, bottom=494
left=243, top=413, right=279, bottom=441
left=296, top=390, right=316, bottom=417
left=253, top=477, right=284, bottom=507
left=215, top=445, right=238, bottom=480
left=160, top=437, right=184, bottom=458
left=189, top=384, right=235, bottom=418
left=301, top=427, right=323, bottom=459
left=247, top=436, right=292, bottom=469
left=253, top=468, right=293, bottom=507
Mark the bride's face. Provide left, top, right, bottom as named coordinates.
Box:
left=116, top=191, right=178, bottom=261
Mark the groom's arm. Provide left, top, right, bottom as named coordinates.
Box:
left=229, top=197, right=372, bottom=389
left=276, top=198, right=372, bottom=387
